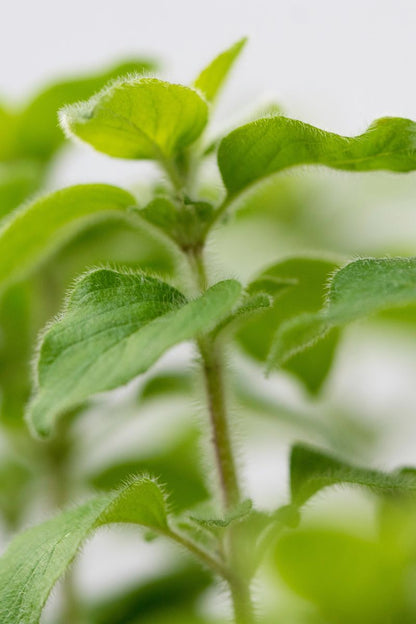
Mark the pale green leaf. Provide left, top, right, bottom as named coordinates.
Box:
left=237, top=257, right=340, bottom=393
left=289, top=443, right=416, bottom=508
left=15, top=59, right=156, bottom=162
left=193, top=38, right=247, bottom=103
left=0, top=477, right=168, bottom=624
left=0, top=184, right=135, bottom=292
left=0, top=162, right=41, bottom=220
left=269, top=257, right=416, bottom=368
left=28, top=271, right=241, bottom=437
left=60, top=78, right=208, bottom=161
left=218, top=116, right=416, bottom=198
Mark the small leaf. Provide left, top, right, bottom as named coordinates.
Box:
left=28, top=271, right=241, bottom=437
left=0, top=184, right=135, bottom=292
left=270, top=257, right=416, bottom=367
left=237, top=257, right=340, bottom=393
left=139, top=370, right=193, bottom=402
left=190, top=499, right=252, bottom=529
left=0, top=477, right=168, bottom=624
left=193, top=38, right=247, bottom=103
left=289, top=443, right=416, bottom=508
left=15, top=59, right=156, bottom=162
left=218, top=116, right=416, bottom=198
left=60, top=78, right=208, bottom=161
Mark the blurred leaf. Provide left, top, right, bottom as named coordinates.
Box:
left=190, top=498, right=252, bottom=529
left=14, top=59, right=156, bottom=162
left=89, top=429, right=209, bottom=513
left=60, top=78, right=208, bottom=162
left=270, top=257, right=416, bottom=368
left=212, top=292, right=272, bottom=339
left=0, top=283, right=33, bottom=426
left=0, top=459, right=32, bottom=528
left=139, top=370, right=193, bottom=402
left=0, top=162, right=42, bottom=220
left=193, top=38, right=247, bottom=103
left=237, top=257, right=340, bottom=393
left=0, top=477, right=168, bottom=624
left=0, top=184, right=135, bottom=292
left=86, top=564, right=212, bottom=624
left=0, top=102, right=18, bottom=161
left=218, top=116, right=416, bottom=198
left=289, top=443, right=416, bottom=509
left=275, top=527, right=403, bottom=623
left=28, top=270, right=241, bottom=437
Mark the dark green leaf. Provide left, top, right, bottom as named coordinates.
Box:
left=289, top=443, right=416, bottom=508
left=15, top=59, right=156, bottom=162
left=0, top=184, right=135, bottom=292
left=0, top=477, right=168, bottom=624
left=193, top=38, right=247, bottom=103
left=218, top=116, right=416, bottom=198
left=270, top=257, right=416, bottom=368
left=237, top=257, right=340, bottom=393
left=28, top=271, right=241, bottom=437
left=60, top=78, right=208, bottom=161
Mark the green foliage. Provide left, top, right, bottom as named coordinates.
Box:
left=218, top=116, right=416, bottom=198
left=238, top=257, right=340, bottom=393
left=270, top=257, right=416, bottom=367
left=0, top=184, right=135, bottom=292
left=28, top=270, right=241, bottom=437
left=289, top=443, right=416, bottom=508
left=194, top=38, right=247, bottom=103
left=60, top=78, right=208, bottom=163
left=0, top=162, right=41, bottom=220
left=0, top=477, right=168, bottom=624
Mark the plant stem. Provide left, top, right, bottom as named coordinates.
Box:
left=185, top=247, right=255, bottom=624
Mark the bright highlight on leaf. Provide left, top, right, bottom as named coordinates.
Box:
left=269, top=257, right=416, bottom=368
left=0, top=477, right=168, bottom=624
left=218, top=116, right=416, bottom=197
left=28, top=270, right=241, bottom=437
left=0, top=184, right=135, bottom=292
left=193, top=38, right=247, bottom=103
left=60, top=78, right=208, bottom=161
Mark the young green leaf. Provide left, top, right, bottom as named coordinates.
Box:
left=28, top=270, right=241, bottom=437
left=237, top=257, right=340, bottom=393
left=289, top=443, right=416, bottom=508
left=14, top=59, right=156, bottom=163
left=0, top=184, right=135, bottom=292
left=218, top=116, right=416, bottom=198
left=193, top=38, right=247, bottom=103
left=60, top=78, right=208, bottom=162
left=270, top=257, right=416, bottom=368
left=0, top=477, right=168, bottom=624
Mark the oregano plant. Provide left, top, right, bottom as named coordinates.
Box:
left=2, top=39, right=416, bottom=623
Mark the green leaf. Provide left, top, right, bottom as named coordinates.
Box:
left=270, top=257, right=416, bottom=368
left=0, top=162, right=42, bottom=220
left=275, top=527, right=403, bottom=623
left=60, top=78, right=208, bottom=161
left=139, top=370, right=193, bottom=402
left=0, top=184, right=135, bottom=292
left=218, top=116, right=416, bottom=198
left=89, top=429, right=209, bottom=513
left=0, top=477, right=168, bottom=624
left=28, top=271, right=241, bottom=437
left=237, top=257, right=340, bottom=393
left=190, top=498, right=252, bottom=529
left=15, top=59, right=156, bottom=162
left=289, top=443, right=416, bottom=508
left=193, top=38, right=247, bottom=103
left=85, top=564, right=211, bottom=624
